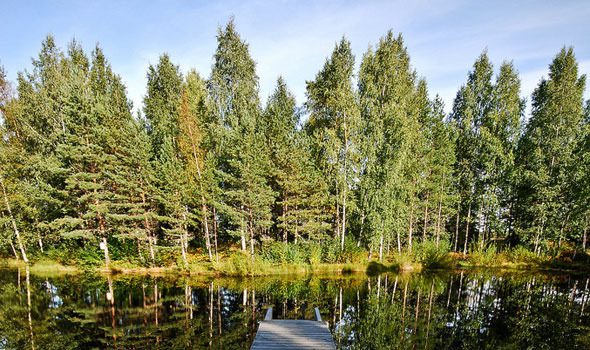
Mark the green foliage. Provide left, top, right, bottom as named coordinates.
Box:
left=0, top=23, right=588, bottom=273
left=507, top=246, right=540, bottom=264
left=260, top=240, right=361, bottom=265
left=413, top=239, right=452, bottom=268
left=307, top=242, right=322, bottom=265
left=469, top=244, right=498, bottom=266
left=261, top=242, right=305, bottom=264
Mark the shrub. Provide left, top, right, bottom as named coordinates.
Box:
left=307, top=243, right=322, bottom=265
left=260, top=242, right=311, bottom=264
left=286, top=243, right=306, bottom=264
left=227, top=251, right=251, bottom=275
left=507, top=246, right=539, bottom=264
left=469, top=244, right=498, bottom=266
left=260, top=242, right=288, bottom=264
left=321, top=239, right=341, bottom=263
left=413, top=239, right=452, bottom=268
left=342, top=238, right=367, bottom=264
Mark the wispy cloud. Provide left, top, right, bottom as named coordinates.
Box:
left=1, top=0, right=588, bottom=114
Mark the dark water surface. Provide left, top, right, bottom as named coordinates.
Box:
left=0, top=268, right=589, bottom=349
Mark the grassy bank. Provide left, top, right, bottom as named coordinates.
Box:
left=2, top=244, right=588, bottom=277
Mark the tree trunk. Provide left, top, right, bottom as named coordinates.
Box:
left=534, top=218, right=545, bottom=256
left=454, top=201, right=460, bottom=251
left=10, top=241, right=19, bottom=260
left=341, top=188, right=347, bottom=251
left=294, top=205, right=299, bottom=244
left=140, top=190, right=156, bottom=265
left=335, top=200, right=340, bottom=240
left=282, top=203, right=287, bottom=243
left=180, top=210, right=188, bottom=267
left=0, top=176, right=28, bottom=263
left=102, top=237, right=111, bottom=269
left=379, top=233, right=384, bottom=262
left=436, top=193, right=443, bottom=247
left=408, top=197, right=415, bottom=252
left=463, top=203, right=471, bottom=254
left=478, top=200, right=485, bottom=250
left=202, top=202, right=213, bottom=262
left=249, top=208, right=255, bottom=258
left=240, top=213, right=247, bottom=251
left=423, top=194, right=430, bottom=241
left=583, top=225, right=587, bottom=251
left=213, top=206, right=219, bottom=263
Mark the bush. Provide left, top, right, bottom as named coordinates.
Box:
left=321, top=239, right=341, bottom=263
left=260, top=242, right=310, bottom=264
left=286, top=244, right=306, bottom=264
left=307, top=243, right=322, bottom=265
left=413, top=239, right=452, bottom=268
left=392, top=251, right=414, bottom=267
left=507, top=246, right=539, bottom=264
left=227, top=251, right=251, bottom=275
left=260, top=242, right=288, bottom=264
left=469, top=244, right=498, bottom=266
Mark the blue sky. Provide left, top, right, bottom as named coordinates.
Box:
left=1, top=0, right=589, bottom=113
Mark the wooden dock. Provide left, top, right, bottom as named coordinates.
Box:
left=250, top=307, right=336, bottom=350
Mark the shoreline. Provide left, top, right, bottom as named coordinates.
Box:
left=1, top=257, right=588, bottom=278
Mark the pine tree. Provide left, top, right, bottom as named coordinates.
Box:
left=208, top=19, right=274, bottom=255
left=306, top=37, right=361, bottom=250
left=144, top=54, right=183, bottom=158
left=143, top=54, right=189, bottom=264
left=5, top=37, right=71, bottom=255
left=262, top=77, right=330, bottom=243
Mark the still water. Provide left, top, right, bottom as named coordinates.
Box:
left=0, top=268, right=589, bottom=349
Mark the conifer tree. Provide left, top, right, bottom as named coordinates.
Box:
left=143, top=54, right=190, bottom=263
left=262, top=77, right=330, bottom=243
left=144, top=54, right=183, bottom=157
left=208, top=20, right=274, bottom=254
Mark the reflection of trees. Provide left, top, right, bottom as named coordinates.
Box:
left=0, top=271, right=588, bottom=349
left=341, top=272, right=590, bottom=350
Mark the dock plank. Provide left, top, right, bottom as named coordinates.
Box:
left=251, top=320, right=336, bottom=350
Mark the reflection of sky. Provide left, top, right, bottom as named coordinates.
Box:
left=45, top=281, right=63, bottom=308
left=1, top=1, right=589, bottom=115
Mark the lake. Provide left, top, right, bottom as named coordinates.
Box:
left=0, top=268, right=588, bottom=349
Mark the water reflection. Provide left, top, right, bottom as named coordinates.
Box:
left=0, top=269, right=588, bottom=349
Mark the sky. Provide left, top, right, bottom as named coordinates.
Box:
left=1, top=0, right=589, bottom=114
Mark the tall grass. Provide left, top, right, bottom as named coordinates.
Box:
left=413, top=240, right=452, bottom=268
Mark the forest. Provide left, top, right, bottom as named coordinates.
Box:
left=0, top=20, right=588, bottom=272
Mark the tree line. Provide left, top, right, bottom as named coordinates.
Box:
left=0, top=20, right=588, bottom=266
